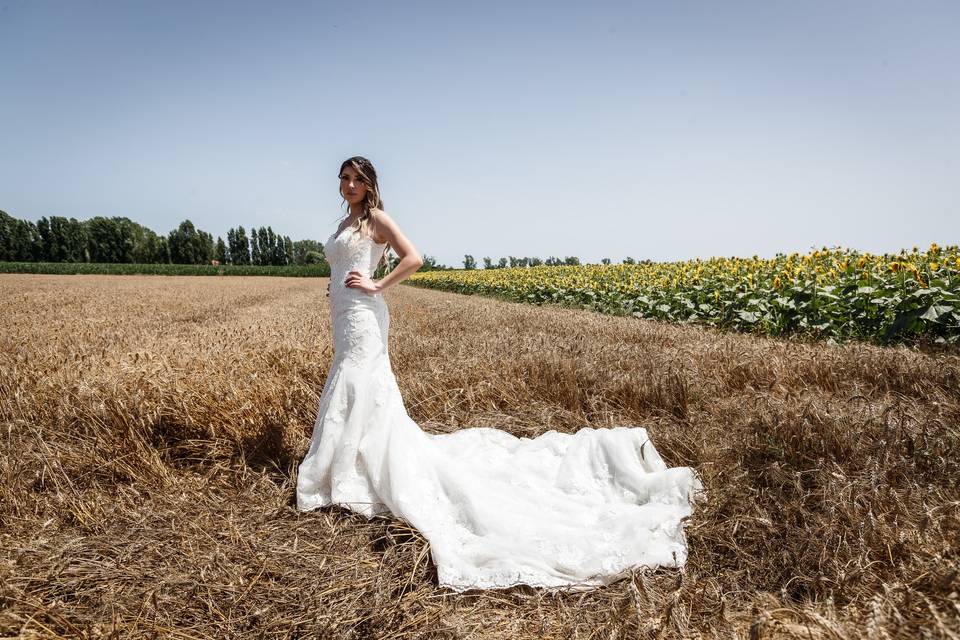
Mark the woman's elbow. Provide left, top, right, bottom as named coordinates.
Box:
left=411, top=254, right=424, bottom=268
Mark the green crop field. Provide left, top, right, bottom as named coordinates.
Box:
left=410, top=244, right=960, bottom=345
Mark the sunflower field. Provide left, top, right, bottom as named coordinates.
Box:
left=407, top=243, right=960, bottom=345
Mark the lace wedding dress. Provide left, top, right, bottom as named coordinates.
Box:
left=296, top=223, right=706, bottom=592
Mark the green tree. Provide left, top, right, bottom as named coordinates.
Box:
left=250, top=227, right=261, bottom=265
left=198, top=230, right=214, bottom=264
left=127, top=221, right=166, bottom=263
left=0, top=211, right=41, bottom=261
left=216, top=236, right=228, bottom=263
left=228, top=226, right=250, bottom=265
left=168, top=220, right=202, bottom=264
left=265, top=227, right=286, bottom=265
left=265, top=226, right=277, bottom=264
left=56, top=216, right=88, bottom=262
left=293, top=239, right=324, bottom=265
left=463, top=254, right=476, bottom=269
left=87, top=216, right=135, bottom=263
left=0, top=210, right=13, bottom=260
left=418, top=255, right=450, bottom=271
left=157, top=236, right=170, bottom=263
left=36, top=217, right=53, bottom=261
left=257, top=227, right=269, bottom=266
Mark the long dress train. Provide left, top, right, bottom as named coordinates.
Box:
left=295, top=223, right=706, bottom=592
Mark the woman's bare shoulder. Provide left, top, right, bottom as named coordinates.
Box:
left=370, top=207, right=394, bottom=222
left=369, top=208, right=394, bottom=243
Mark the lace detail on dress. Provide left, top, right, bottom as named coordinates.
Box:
left=295, top=217, right=706, bottom=593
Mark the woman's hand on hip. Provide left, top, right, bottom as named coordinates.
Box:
left=344, top=270, right=381, bottom=295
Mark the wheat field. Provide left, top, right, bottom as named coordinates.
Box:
left=1, top=273, right=957, bottom=639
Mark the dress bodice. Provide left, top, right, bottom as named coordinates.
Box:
left=324, top=224, right=388, bottom=313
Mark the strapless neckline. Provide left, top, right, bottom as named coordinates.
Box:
left=329, top=224, right=386, bottom=246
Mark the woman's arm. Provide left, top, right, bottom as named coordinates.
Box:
left=370, top=209, right=424, bottom=292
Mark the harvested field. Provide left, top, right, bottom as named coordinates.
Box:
left=1, top=273, right=958, bottom=639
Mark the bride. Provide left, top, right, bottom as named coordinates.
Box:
left=296, top=156, right=705, bottom=592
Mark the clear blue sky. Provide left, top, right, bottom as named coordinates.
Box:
left=1, top=0, right=957, bottom=266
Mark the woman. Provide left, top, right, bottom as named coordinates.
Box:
left=296, top=156, right=705, bottom=593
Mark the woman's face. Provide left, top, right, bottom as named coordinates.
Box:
left=339, top=166, right=368, bottom=207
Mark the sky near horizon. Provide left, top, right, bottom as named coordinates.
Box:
left=1, top=0, right=958, bottom=267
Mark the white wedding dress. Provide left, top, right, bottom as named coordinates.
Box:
left=296, top=223, right=706, bottom=592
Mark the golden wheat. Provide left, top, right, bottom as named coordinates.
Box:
left=1, top=273, right=957, bottom=638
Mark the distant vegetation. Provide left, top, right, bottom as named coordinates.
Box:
left=0, top=209, right=322, bottom=268
left=0, top=261, right=331, bottom=277
left=0, top=210, right=454, bottom=276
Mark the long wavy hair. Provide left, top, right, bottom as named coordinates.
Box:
left=338, top=156, right=390, bottom=272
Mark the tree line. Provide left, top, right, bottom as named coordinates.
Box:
left=0, top=210, right=326, bottom=266
left=460, top=255, right=647, bottom=269
left=465, top=255, right=581, bottom=269
left=0, top=209, right=641, bottom=272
